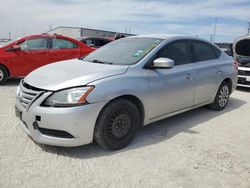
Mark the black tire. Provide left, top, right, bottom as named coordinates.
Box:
left=208, top=81, right=230, bottom=111
left=94, top=99, right=140, bottom=150
left=0, top=65, right=8, bottom=85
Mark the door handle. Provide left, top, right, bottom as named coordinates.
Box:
left=216, top=68, right=222, bottom=75
left=185, top=73, right=193, bottom=80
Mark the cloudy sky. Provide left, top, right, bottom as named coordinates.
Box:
left=0, top=0, right=249, bottom=42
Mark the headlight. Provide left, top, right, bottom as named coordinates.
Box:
left=42, top=86, right=94, bottom=107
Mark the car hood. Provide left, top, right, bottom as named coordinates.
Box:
left=24, top=59, right=129, bottom=91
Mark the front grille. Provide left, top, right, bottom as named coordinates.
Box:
left=18, top=80, right=44, bottom=110
left=238, top=70, right=250, bottom=76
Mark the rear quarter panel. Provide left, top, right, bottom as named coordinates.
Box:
left=218, top=53, right=238, bottom=93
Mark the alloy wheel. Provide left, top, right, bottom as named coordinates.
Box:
left=218, top=85, right=229, bottom=107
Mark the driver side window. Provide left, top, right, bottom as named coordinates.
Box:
left=18, top=38, right=48, bottom=51
left=157, top=41, right=192, bottom=66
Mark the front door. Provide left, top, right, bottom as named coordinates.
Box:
left=147, top=40, right=196, bottom=119
left=11, top=37, right=49, bottom=76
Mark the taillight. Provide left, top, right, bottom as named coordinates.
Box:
left=233, top=61, right=239, bottom=70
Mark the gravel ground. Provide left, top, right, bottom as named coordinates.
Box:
left=0, top=79, right=250, bottom=188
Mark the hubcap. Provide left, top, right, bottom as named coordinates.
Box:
left=108, top=111, right=131, bottom=140
left=0, top=70, right=3, bottom=81
left=218, top=85, right=229, bottom=107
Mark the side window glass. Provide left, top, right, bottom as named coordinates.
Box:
left=85, top=39, right=93, bottom=46
left=157, top=41, right=192, bottom=66
left=95, top=40, right=102, bottom=47
left=19, top=38, right=48, bottom=51
left=51, top=38, right=77, bottom=49
left=193, top=41, right=217, bottom=62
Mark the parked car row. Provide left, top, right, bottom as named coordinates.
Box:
left=14, top=35, right=238, bottom=150
left=0, top=33, right=130, bottom=84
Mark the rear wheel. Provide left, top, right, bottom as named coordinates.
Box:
left=94, top=99, right=140, bottom=150
left=208, top=81, right=230, bottom=111
left=0, top=65, right=8, bottom=85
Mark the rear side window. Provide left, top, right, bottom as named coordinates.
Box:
left=94, top=39, right=102, bottom=47
left=19, top=38, right=48, bottom=51
left=102, top=39, right=111, bottom=45
left=51, top=38, right=77, bottom=49
left=157, top=41, right=192, bottom=66
left=192, top=41, right=220, bottom=62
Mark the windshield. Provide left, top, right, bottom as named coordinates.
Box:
left=83, top=37, right=163, bottom=65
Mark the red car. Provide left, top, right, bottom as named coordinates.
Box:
left=0, top=34, right=95, bottom=84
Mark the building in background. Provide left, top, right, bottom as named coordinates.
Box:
left=47, top=26, right=133, bottom=40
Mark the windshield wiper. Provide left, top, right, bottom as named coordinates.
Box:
left=92, top=59, right=113, bottom=65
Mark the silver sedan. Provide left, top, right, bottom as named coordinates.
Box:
left=15, top=35, right=238, bottom=150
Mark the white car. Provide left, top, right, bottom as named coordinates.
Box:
left=233, top=35, right=250, bottom=87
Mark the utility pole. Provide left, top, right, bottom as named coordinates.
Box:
left=210, top=34, right=213, bottom=42
left=247, top=22, right=250, bottom=35
left=8, top=32, right=11, bottom=40
left=213, top=17, right=218, bottom=43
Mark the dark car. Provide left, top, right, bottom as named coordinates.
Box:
left=79, top=37, right=112, bottom=48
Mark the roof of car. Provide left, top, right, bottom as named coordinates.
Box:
left=78, top=37, right=112, bottom=40
left=130, top=34, right=218, bottom=46
left=130, top=34, right=207, bottom=41
left=131, top=34, right=181, bottom=39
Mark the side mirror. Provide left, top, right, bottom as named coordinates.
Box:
left=152, top=58, right=175, bottom=69
left=6, top=45, right=21, bottom=52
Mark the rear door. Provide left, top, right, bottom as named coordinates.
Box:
left=147, top=40, right=196, bottom=119
left=191, top=40, right=222, bottom=104
left=49, top=37, right=80, bottom=63
left=11, top=37, right=49, bottom=76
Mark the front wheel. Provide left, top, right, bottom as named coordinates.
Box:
left=208, top=81, right=230, bottom=111
left=94, top=99, right=140, bottom=150
left=0, top=65, right=8, bottom=85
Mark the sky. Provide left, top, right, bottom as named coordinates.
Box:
left=0, top=0, right=249, bottom=43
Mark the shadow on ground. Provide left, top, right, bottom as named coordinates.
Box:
left=236, top=86, right=250, bottom=92
left=0, top=78, right=22, bottom=87
left=39, top=96, right=246, bottom=159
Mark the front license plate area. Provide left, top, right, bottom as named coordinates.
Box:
left=15, top=107, right=22, bottom=121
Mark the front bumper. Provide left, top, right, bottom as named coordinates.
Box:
left=15, top=92, right=106, bottom=147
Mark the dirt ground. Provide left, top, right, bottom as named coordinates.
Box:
left=0, top=78, right=250, bottom=188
